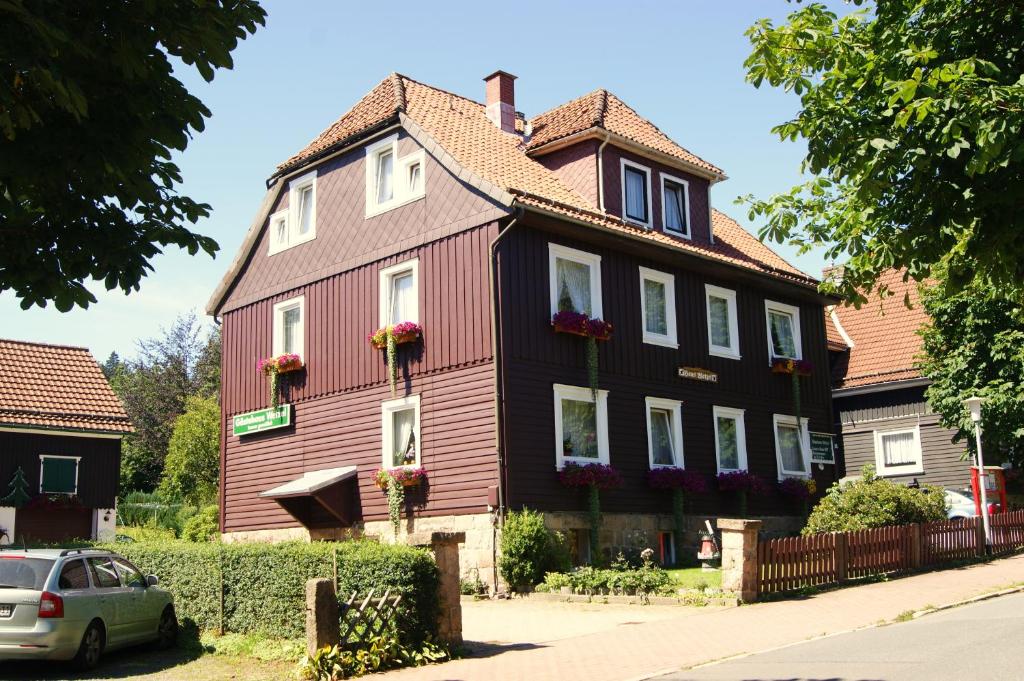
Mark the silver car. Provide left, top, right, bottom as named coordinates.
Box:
left=0, top=548, right=177, bottom=670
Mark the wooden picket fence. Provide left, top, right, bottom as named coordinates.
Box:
left=757, top=510, right=1024, bottom=597
left=339, top=589, right=403, bottom=649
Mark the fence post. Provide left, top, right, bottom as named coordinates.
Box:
left=835, top=532, right=848, bottom=583
left=407, top=531, right=466, bottom=645
left=910, top=523, right=923, bottom=570
left=975, top=517, right=987, bottom=557
left=305, top=578, right=340, bottom=657
left=717, top=519, right=761, bottom=602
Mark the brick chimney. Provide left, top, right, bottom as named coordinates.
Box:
left=484, top=70, right=517, bottom=133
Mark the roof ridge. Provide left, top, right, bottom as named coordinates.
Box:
left=604, top=91, right=711, bottom=166
left=396, top=73, right=486, bottom=109
left=594, top=89, right=608, bottom=127
left=0, top=338, right=91, bottom=352
left=390, top=72, right=407, bottom=111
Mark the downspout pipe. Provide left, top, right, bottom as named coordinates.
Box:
left=488, top=207, right=522, bottom=589
left=597, top=133, right=611, bottom=213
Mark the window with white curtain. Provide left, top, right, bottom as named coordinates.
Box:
left=366, top=135, right=426, bottom=217
left=382, top=395, right=420, bottom=468
left=661, top=174, right=690, bottom=237
left=639, top=267, right=677, bottom=347
left=379, top=259, right=420, bottom=326
left=646, top=397, right=684, bottom=468
left=874, top=427, right=923, bottom=476
left=765, top=300, right=802, bottom=361
left=548, top=244, right=603, bottom=318
left=773, top=414, right=810, bottom=478
left=272, top=296, right=305, bottom=359
left=705, top=284, right=740, bottom=358
left=713, top=406, right=747, bottom=473
left=621, top=159, right=652, bottom=227
left=268, top=172, right=317, bottom=256
left=554, top=384, right=609, bottom=468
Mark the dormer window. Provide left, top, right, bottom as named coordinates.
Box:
left=366, top=135, right=426, bottom=217
left=661, top=174, right=690, bottom=238
left=620, top=159, right=652, bottom=228
left=765, top=300, right=802, bottom=361
left=268, top=171, right=317, bottom=256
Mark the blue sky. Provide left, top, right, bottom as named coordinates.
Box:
left=1, top=1, right=840, bottom=362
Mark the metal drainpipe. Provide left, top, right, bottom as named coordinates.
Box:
left=597, top=133, right=611, bottom=212
left=488, top=208, right=522, bottom=590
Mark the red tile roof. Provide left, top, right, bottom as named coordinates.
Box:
left=0, top=339, right=133, bottom=434
left=830, top=269, right=931, bottom=390
left=273, top=74, right=815, bottom=289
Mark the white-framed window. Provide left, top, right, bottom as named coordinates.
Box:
left=713, top=406, right=748, bottom=473
left=39, top=455, right=80, bottom=495
left=874, top=427, right=924, bottom=476
left=365, top=135, right=426, bottom=217
left=382, top=395, right=420, bottom=468
left=639, top=267, right=677, bottom=348
left=620, top=158, right=652, bottom=228
left=554, top=384, right=610, bottom=468
left=765, top=300, right=802, bottom=361
left=272, top=296, right=305, bottom=359
left=773, top=414, right=811, bottom=479
left=549, top=243, right=603, bottom=318
left=645, top=397, right=684, bottom=468
left=379, top=259, right=420, bottom=326
left=661, top=173, right=691, bottom=238
left=268, top=171, right=317, bottom=255
left=705, top=284, right=740, bottom=359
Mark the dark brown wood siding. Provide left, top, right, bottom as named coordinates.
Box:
left=0, top=430, right=121, bottom=508
left=220, top=224, right=500, bottom=533
left=497, top=223, right=835, bottom=517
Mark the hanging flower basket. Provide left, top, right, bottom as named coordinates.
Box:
left=551, top=311, right=613, bottom=341
left=374, top=467, right=428, bottom=490
left=368, top=322, right=423, bottom=350
left=647, top=467, right=708, bottom=493
left=778, top=477, right=817, bottom=500
left=558, top=462, right=623, bottom=490
left=770, top=358, right=813, bottom=376
left=258, top=353, right=304, bottom=375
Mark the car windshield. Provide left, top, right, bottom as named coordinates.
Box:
left=0, top=557, right=55, bottom=590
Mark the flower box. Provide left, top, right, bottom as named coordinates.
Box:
left=770, top=358, right=813, bottom=376
left=551, top=311, right=613, bottom=341
left=374, top=467, right=428, bottom=490
left=257, top=354, right=304, bottom=375
left=368, top=322, right=423, bottom=349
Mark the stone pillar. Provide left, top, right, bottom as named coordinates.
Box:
left=407, top=531, right=466, bottom=646
left=305, top=578, right=340, bottom=656
left=717, top=518, right=762, bottom=603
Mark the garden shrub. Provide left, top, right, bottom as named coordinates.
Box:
left=101, top=540, right=439, bottom=643
left=538, top=551, right=671, bottom=597
left=803, top=466, right=947, bottom=534
left=180, top=504, right=219, bottom=542
left=499, top=508, right=569, bottom=590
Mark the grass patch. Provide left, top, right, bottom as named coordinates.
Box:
left=116, top=524, right=179, bottom=542
left=894, top=610, right=916, bottom=622
left=666, top=568, right=721, bottom=590
left=199, top=631, right=305, bottom=662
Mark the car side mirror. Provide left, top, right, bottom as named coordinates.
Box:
left=146, top=575, right=160, bottom=587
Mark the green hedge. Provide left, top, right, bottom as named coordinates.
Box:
left=101, top=540, right=439, bottom=643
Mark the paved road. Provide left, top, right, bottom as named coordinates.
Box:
left=660, top=592, right=1024, bottom=681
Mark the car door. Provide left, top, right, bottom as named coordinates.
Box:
left=112, top=558, right=156, bottom=642
left=56, top=559, right=95, bottom=632
left=86, top=557, right=129, bottom=647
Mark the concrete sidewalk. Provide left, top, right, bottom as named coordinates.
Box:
left=387, top=554, right=1024, bottom=681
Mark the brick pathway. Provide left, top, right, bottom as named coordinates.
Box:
left=386, top=554, right=1024, bottom=681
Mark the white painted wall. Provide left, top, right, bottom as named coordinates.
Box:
left=0, top=507, right=15, bottom=545
left=93, top=508, right=116, bottom=541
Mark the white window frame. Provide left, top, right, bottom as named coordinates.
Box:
left=553, top=384, right=610, bottom=469
left=712, top=406, right=748, bottom=474
left=548, top=243, right=603, bottom=318
left=660, top=172, right=691, bottom=239
left=365, top=134, right=425, bottom=217
left=289, top=171, right=317, bottom=245
left=645, top=397, right=684, bottom=469
left=38, top=455, right=81, bottom=495
left=267, top=208, right=291, bottom=256
left=272, top=295, right=305, bottom=360
left=705, top=284, right=741, bottom=359
left=620, top=158, right=653, bottom=228
left=638, top=267, right=677, bottom=348
left=381, top=395, right=421, bottom=469
left=378, top=259, right=420, bottom=327
left=773, top=414, right=812, bottom=479
left=765, top=299, right=803, bottom=362
left=873, top=426, right=924, bottom=476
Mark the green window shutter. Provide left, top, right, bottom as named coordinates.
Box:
left=41, top=458, right=77, bottom=494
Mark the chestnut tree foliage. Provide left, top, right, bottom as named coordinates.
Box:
left=0, top=1, right=265, bottom=311
left=742, top=1, right=1024, bottom=305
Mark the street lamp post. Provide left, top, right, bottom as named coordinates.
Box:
left=964, top=396, right=991, bottom=550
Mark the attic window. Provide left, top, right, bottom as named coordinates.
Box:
left=366, top=135, right=426, bottom=217
left=268, top=171, right=317, bottom=255
left=620, top=159, right=652, bottom=228
left=662, top=174, right=690, bottom=238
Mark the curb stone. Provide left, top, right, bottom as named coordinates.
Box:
left=911, top=584, right=1024, bottom=619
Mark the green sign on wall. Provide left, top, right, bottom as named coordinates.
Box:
left=810, top=432, right=836, bottom=464
left=232, top=405, right=292, bottom=436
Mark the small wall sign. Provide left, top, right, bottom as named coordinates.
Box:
left=810, top=432, right=836, bottom=464
left=677, top=366, right=718, bottom=383
left=233, top=405, right=292, bottom=437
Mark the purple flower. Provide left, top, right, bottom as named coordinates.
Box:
left=647, top=467, right=707, bottom=493
left=559, top=462, right=623, bottom=490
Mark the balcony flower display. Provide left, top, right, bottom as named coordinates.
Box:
left=716, top=470, right=771, bottom=517
left=559, top=463, right=623, bottom=564
left=368, top=322, right=423, bottom=395
left=648, top=468, right=707, bottom=565
left=779, top=476, right=817, bottom=518
left=256, top=353, right=304, bottom=407
left=551, top=311, right=614, bottom=398
left=374, top=467, right=428, bottom=537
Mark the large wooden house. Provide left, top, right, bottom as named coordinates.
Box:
left=208, top=72, right=836, bottom=581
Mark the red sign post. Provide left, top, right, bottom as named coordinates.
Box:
left=970, top=466, right=1007, bottom=516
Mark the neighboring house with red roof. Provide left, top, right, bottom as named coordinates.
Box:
left=0, top=339, right=132, bottom=544
left=827, top=269, right=969, bottom=489
left=208, top=71, right=836, bottom=581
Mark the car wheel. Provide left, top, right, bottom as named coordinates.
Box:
left=155, top=606, right=178, bottom=650
left=72, top=621, right=104, bottom=670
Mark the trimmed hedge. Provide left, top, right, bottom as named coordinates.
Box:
left=101, top=540, right=439, bottom=643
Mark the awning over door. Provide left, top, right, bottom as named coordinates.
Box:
left=259, top=466, right=359, bottom=528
